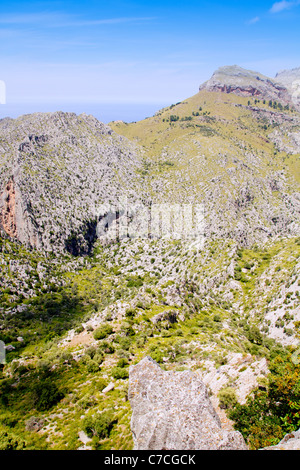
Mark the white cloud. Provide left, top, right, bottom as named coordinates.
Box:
left=270, top=0, right=300, bottom=13
left=248, top=16, right=260, bottom=24
left=0, top=12, right=156, bottom=27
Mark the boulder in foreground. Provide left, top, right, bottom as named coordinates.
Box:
left=128, top=356, right=247, bottom=450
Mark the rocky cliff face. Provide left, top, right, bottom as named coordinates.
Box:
left=275, top=67, right=300, bottom=110
left=129, top=356, right=247, bottom=450
left=0, top=176, right=41, bottom=249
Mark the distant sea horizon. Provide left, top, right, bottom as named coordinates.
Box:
left=0, top=101, right=169, bottom=124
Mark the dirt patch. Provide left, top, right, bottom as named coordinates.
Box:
left=67, top=331, right=94, bottom=348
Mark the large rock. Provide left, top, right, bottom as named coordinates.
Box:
left=128, top=356, right=248, bottom=450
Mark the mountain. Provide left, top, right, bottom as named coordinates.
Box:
left=199, top=65, right=292, bottom=105
left=1, top=65, right=299, bottom=252
left=275, top=67, right=300, bottom=110
left=111, top=65, right=300, bottom=247
left=0, top=112, right=143, bottom=254
left=0, top=65, right=299, bottom=451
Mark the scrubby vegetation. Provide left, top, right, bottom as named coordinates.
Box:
left=0, top=232, right=299, bottom=449
left=228, top=352, right=300, bottom=449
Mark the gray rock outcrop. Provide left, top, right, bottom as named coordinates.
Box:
left=275, top=67, right=300, bottom=110
left=128, top=356, right=248, bottom=450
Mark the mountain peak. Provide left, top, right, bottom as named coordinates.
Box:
left=275, top=67, right=300, bottom=108
left=199, top=64, right=292, bottom=105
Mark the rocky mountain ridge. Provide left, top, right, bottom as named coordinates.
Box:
left=199, top=65, right=294, bottom=107
left=0, top=65, right=299, bottom=253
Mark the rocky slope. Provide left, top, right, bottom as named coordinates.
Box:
left=111, top=66, right=300, bottom=247
left=0, top=112, right=143, bottom=254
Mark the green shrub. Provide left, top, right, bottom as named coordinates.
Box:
left=82, top=411, right=115, bottom=439
left=213, top=314, right=221, bottom=322
left=93, top=324, right=113, bottom=340
left=149, top=348, right=164, bottom=363
left=97, top=341, right=115, bottom=355
left=246, top=326, right=263, bottom=345
left=111, top=367, right=129, bottom=379
left=218, top=387, right=238, bottom=410
left=116, top=336, right=131, bottom=351
left=75, top=325, right=84, bottom=334
left=85, top=357, right=101, bottom=373
left=0, top=426, right=27, bottom=450
left=126, top=277, right=143, bottom=288
left=125, top=308, right=136, bottom=318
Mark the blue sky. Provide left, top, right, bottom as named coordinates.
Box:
left=1, top=0, right=300, bottom=122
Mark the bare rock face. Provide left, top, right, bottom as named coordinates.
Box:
left=0, top=177, right=41, bottom=249
left=275, top=67, right=300, bottom=110
left=128, top=356, right=248, bottom=450
left=200, top=65, right=292, bottom=105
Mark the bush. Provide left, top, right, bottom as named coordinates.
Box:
left=126, top=277, right=143, bottom=288
left=0, top=426, right=27, bottom=450
left=85, top=356, right=101, bottom=373
left=31, top=377, right=64, bottom=411
left=125, top=308, right=136, bottom=318
left=82, top=411, right=115, bottom=439
left=246, top=326, right=263, bottom=345
left=218, top=387, right=238, bottom=410
left=117, top=358, right=129, bottom=368
left=93, top=324, right=113, bottom=340
left=111, top=367, right=129, bottom=380
left=97, top=341, right=115, bottom=355
left=228, top=352, right=300, bottom=449
left=150, top=348, right=164, bottom=363
left=116, top=336, right=131, bottom=351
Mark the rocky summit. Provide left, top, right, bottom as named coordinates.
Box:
left=199, top=65, right=293, bottom=107
left=0, top=65, right=299, bottom=451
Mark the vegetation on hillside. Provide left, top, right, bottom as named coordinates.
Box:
left=0, top=233, right=299, bottom=449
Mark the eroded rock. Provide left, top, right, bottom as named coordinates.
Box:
left=128, top=356, right=248, bottom=450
